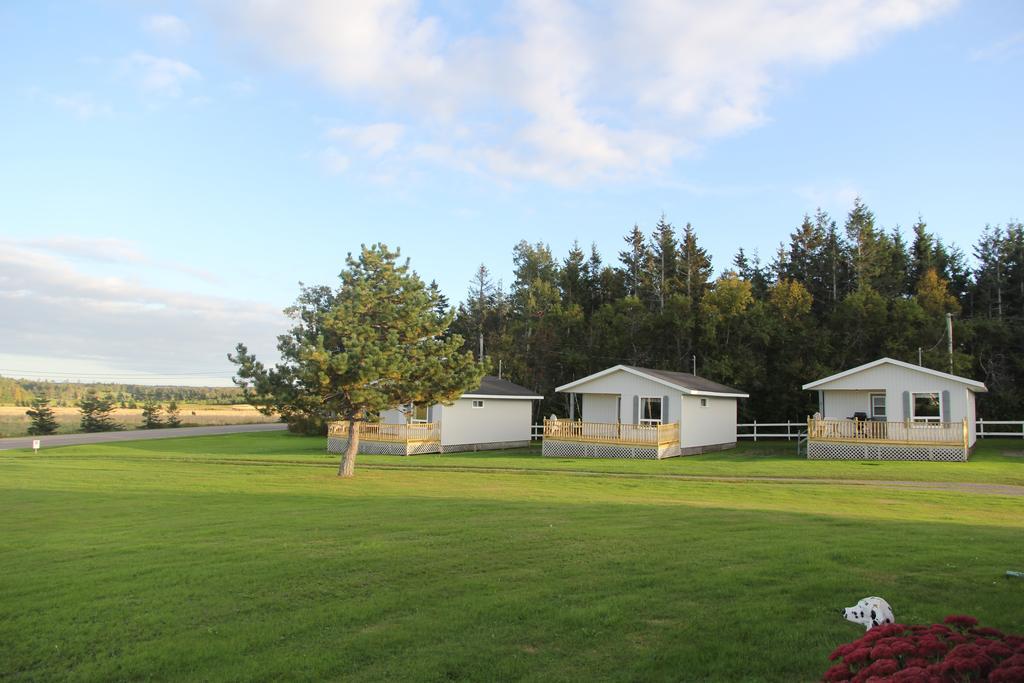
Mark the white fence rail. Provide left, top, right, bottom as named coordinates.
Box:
left=532, top=420, right=1024, bottom=441
left=976, top=419, right=1024, bottom=438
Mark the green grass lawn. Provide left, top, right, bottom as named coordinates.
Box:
left=2, top=433, right=1022, bottom=681
left=22, top=431, right=1024, bottom=486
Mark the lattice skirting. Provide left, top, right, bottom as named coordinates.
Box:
left=542, top=439, right=681, bottom=460
left=807, top=441, right=967, bottom=461
left=441, top=440, right=532, bottom=453
left=327, top=437, right=441, bottom=456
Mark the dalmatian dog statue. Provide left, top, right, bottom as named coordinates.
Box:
left=842, top=597, right=895, bottom=630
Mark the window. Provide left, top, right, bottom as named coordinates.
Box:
left=699, top=398, right=709, bottom=408
left=472, top=399, right=485, bottom=409
left=639, top=397, right=662, bottom=424
left=912, top=392, right=941, bottom=423
left=411, top=404, right=429, bottom=423
left=870, top=394, right=886, bottom=419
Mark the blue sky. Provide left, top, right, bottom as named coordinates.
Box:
left=1, top=0, right=1021, bottom=385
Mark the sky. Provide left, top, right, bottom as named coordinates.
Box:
left=1, top=0, right=1022, bottom=386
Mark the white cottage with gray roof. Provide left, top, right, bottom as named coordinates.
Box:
left=542, top=365, right=748, bottom=459
left=328, top=376, right=542, bottom=455
left=801, top=357, right=987, bottom=461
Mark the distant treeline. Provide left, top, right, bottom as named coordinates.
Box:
left=0, top=377, right=247, bottom=407
left=448, top=198, right=1024, bottom=422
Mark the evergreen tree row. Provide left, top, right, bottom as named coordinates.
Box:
left=450, top=199, right=1024, bottom=422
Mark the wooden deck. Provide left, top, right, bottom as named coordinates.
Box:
left=542, top=419, right=679, bottom=446
left=327, top=421, right=441, bottom=444
left=807, top=417, right=967, bottom=448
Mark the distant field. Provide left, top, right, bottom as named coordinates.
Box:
left=0, top=405, right=279, bottom=437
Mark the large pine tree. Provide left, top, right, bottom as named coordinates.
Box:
left=230, top=244, right=483, bottom=477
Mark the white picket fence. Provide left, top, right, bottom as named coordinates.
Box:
left=531, top=420, right=1024, bottom=441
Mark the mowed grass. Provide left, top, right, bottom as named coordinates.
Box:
left=1, top=434, right=1022, bottom=681
left=28, top=431, right=1024, bottom=486
left=0, top=405, right=279, bottom=437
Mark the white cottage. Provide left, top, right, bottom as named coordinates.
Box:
left=327, top=376, right=542, bottom=455
left=801, top=357, right=987, bottom=461
left=542, top=365, right=748, bottom=459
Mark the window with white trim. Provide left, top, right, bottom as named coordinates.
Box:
left=912, top=392, right=941, bottom=423
left=411, top=404, right=429, bottom=423
left=870, top=394, right=886, bottom=419
left=472, top=399, right=485, bottom=409
left=699, top=397, right=709, bottom=408
left=639, top=397, right=662, bottom=424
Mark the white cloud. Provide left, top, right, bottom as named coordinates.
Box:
left=327, top=123, right=405, bottom=158
left=144, top=14, right=191, bottom=42
left=0, top=240, right=283, bottom=383
left=8, top=236, right=220, bottom=284
left=209, top=0, right=956, bottom=185
left=125, top=52, right=200, bottom=97
left=320, top=147, right=351, bottom=174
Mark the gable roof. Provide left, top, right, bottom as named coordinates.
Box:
left=802, top=357, right=987, bottom=392
left=555, top=365, right=748, bottom=398
left=462, top=376, right=543, bottom=400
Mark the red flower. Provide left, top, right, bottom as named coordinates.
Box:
left=861, top=658, right=899, bottom=676
left=830, top=643, right=855, bottom=661
left=944, top=614, right=979, bottom=629
left=889, top=667, right=931, bottom=683
left=823, top=663, right=853, bottom=681
left=844, top=647, right=873, bottom=665
left=887, top=638, right=917, bottom=658
left=904, top=657, right=930, bottom=668
left=971, top=626, right=1005, bottom=639
left=1001, top=654, right=1024, bottom=667
left=990, top=666, right=1024, bottom=683
left=983, top=641, right=1014, bottom=660
left=869, top=644, right=896, bottom=660
left=915, top=636, right=949, bottom=658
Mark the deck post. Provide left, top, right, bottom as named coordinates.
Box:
left=753, top=420, right=757, bottom=442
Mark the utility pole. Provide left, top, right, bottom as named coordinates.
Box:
left=946, top=313, right=954, bottom=373
left=692, top=355, right=697, bottom=376
left=498, top=359, right=502, bottom=379
left=478, top=333, right=484, bottom=362
left=918, top=347, right=922, bottom=366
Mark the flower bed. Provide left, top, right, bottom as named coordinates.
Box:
left=824, top=615, right=1024, bottom=682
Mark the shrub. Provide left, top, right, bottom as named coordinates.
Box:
left=823, top=616, right=1022, bottom=682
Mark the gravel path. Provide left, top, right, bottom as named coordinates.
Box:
left=0, top=423, right=287, bottom=451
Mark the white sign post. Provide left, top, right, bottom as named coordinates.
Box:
left=32, top=439, right=40, bottom=453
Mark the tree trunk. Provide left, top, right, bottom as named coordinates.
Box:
left=338, top=418, right=359, bottom=477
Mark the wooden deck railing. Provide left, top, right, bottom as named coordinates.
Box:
left=327, top=421, right=441, bottom=443
left=807, top=417, right=967, bottom=447
left=543, top=419, right=679, bottom=446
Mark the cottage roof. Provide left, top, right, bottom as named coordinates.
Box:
left=462, top=376, right=543, bottom=400
left=555, top=365, right=748, bottom=398
left=801, top=357, right=988, bottom=392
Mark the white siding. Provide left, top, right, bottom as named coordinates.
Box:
left=379, top=407, right=406, bottom=424
left=816, top=363, right=978, bottom=446
left=438, top=398, right=534, bottom=447
left=680, top=395, right=737, bottom=448
left=563, top=370, right=681, bottom=424
left=565, top=367, right=740, bottom=450
left=581, top=394, right=619, bottom=423
left=820, top=391, right=876, bottom=420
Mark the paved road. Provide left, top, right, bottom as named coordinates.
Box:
left=0, top=423, right=288, bottom=451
